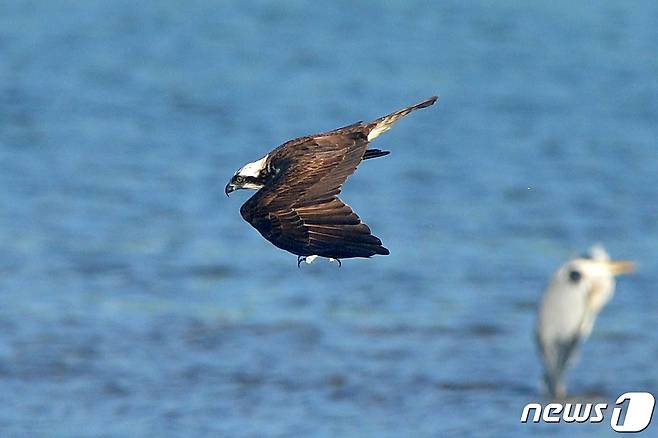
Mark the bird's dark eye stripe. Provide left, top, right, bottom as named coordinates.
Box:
left=235, top=175, right=260, bottom=184
left=568, top=270, right=582, bottom=283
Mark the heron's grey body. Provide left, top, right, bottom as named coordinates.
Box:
left=536, top=245, right=634, bottom=399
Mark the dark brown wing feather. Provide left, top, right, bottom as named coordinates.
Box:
left=240, top=132, right=389, bottom=259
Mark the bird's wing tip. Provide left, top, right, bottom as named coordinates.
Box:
left=422, top=95, right=439, bottom=107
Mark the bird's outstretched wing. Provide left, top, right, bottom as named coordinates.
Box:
left=240, top=132, right=389, bottom=259
left=365, top=96, right=437, bottom=141
left=312, top=96, right=438, bottom=140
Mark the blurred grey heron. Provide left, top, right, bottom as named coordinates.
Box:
left=536, top=245, right=634, bottom=399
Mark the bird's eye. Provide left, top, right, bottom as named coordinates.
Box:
left=235, top=176, right=244, bottom=183
left=568, top=270, right=582, bottom=283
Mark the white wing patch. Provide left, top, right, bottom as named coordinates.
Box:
left=367, top=124, right=389, bottom=141
left=237, top=155, right=268, bottom=177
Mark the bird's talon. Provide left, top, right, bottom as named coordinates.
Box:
left=297, top=256, right=305, bottom=268
left=328, top=258, right=342, bottom=267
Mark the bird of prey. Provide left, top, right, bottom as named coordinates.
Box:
left=225, top=96, right=438, bottom=266
left=536, top=245, right=635, bottom=399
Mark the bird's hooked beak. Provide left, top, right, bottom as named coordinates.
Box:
left=225, top=180, right=236, bottom=197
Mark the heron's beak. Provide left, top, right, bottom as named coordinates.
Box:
left=605, top=260, right=635, bottom=276
left=225, top=182, right=235, bottom=197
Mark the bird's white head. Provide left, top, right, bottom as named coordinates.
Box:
left=544, top=246, right=635, bottom=337
left=225, top=155, right=269, bottom=196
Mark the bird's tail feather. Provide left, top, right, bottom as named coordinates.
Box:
left=363, top=149, right=390, bottom=160
left=366, top=96, right=438, bottom=141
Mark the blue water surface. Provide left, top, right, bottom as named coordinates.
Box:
left=1, top=1, right=657, bottom=436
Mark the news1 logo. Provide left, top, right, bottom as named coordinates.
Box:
left=521, top=392, right=656, bottom=432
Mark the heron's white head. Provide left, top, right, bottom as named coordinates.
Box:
left=225, top=155, right=269, bottom=196
left=544, top=246, right=635, bottom=338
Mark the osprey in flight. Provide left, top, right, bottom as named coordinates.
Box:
left=226, top=96, right=438, bottom=266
